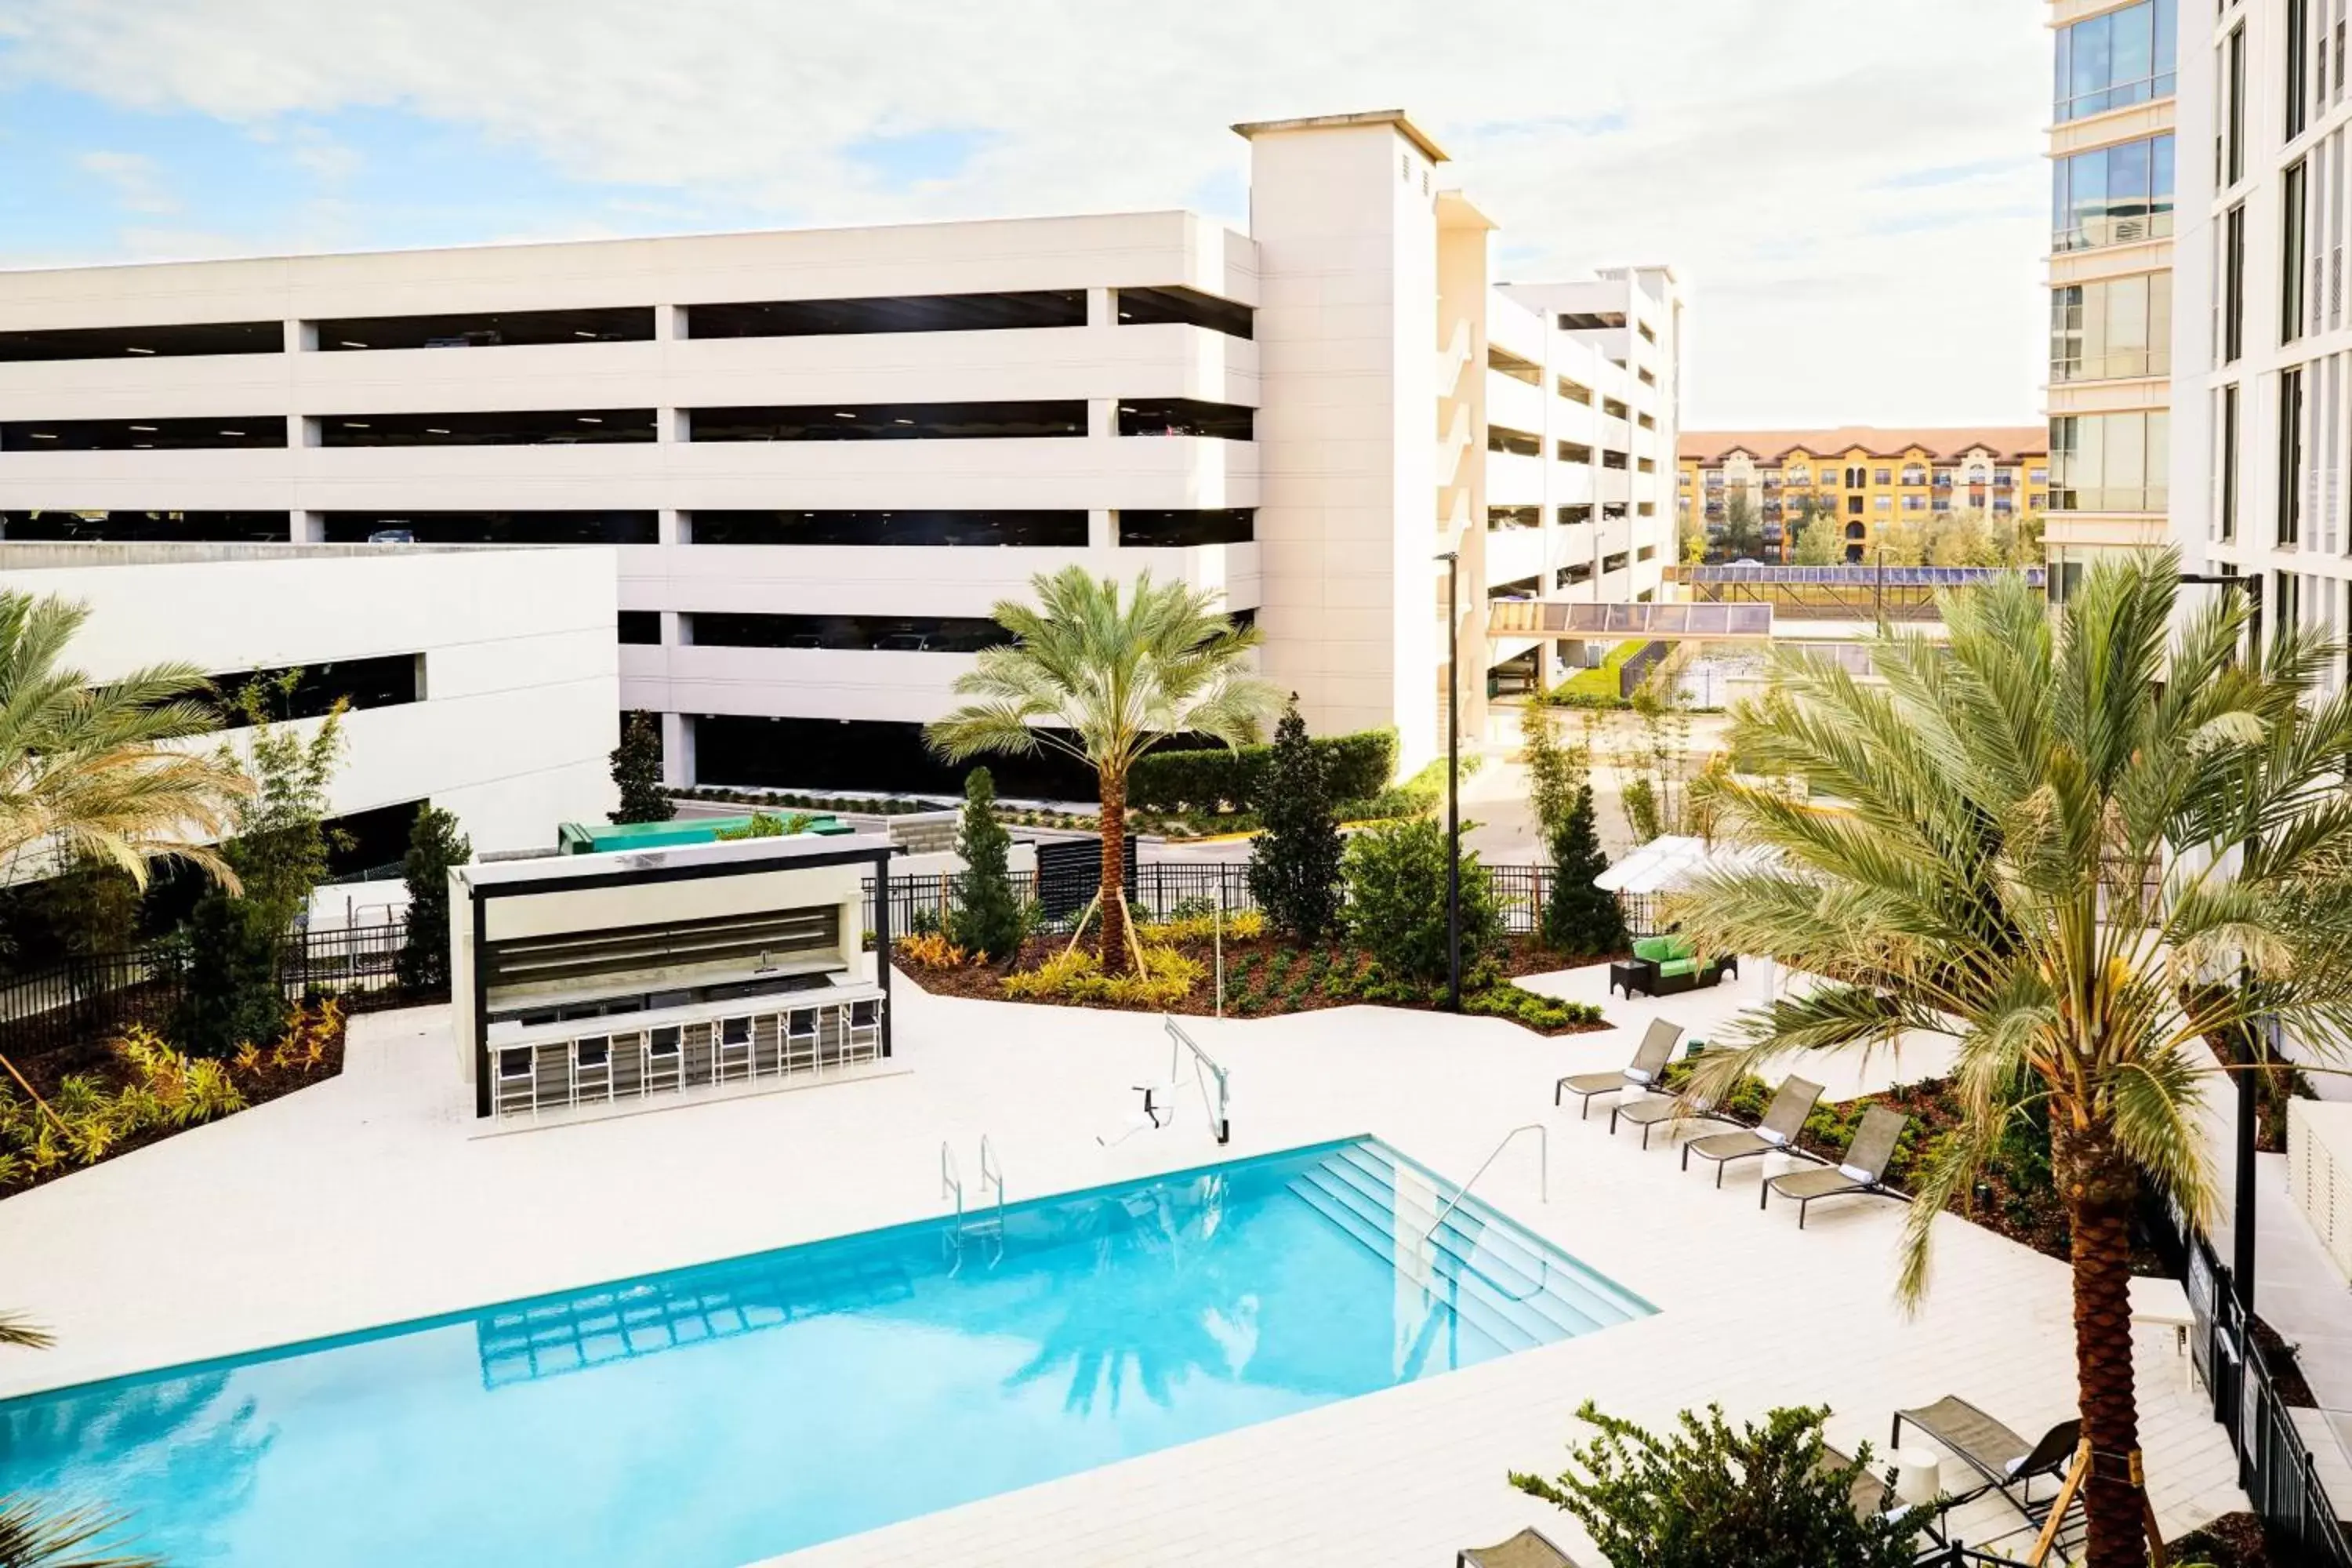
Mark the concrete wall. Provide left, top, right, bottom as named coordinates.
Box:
left=0, top=543, right=618, bottom=853
left=1246, top=117, right=1441, bottom=761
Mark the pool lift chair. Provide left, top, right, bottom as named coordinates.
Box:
left=1099, top=1016, right=1231, bottom=1147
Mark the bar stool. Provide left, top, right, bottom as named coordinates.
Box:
left=571, top=1035, right=615, bottom=1106
left=782, top=1005, right=821, bottom=1076
left=845, top=996, right=884, bottom=1066
left=495, top=1044, right=540, bottom=1118
left=641, top=1026, right=684, bottom=1097
left=713, top=1014, right=754, bottom=1085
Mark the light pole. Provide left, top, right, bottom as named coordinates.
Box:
left=1436, top=549, right=1462, bottom=1012
left=2181, top=570, right=2266, bottom=1312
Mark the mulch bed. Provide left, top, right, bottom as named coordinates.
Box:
left=900, top=932, right=1621, bottom=1036
left=0, top=1007, right=348, bottom=1199
left=2169, top=1510, right=2281, bottom=1567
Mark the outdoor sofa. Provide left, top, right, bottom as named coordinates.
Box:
left=1608, top=935, right=1737, bottom=998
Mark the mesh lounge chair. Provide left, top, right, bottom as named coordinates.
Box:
left=1682, top=1076, right=1824, bottom=1187
left=1555, top=1018, right=1682, bottom=1119
left=1457, top=1528, right=1584, bottom=1568
left=1761, top=1104, right=1908, bottom=1226
left=1610, top=1080, right=1731, bottom=1149
left=1891, top=1396, right=2082, bottom=1525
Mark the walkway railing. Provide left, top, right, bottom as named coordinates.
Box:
left=864, top=862, right=1668, bottom=942
left=2185, top=1235, right=2352, bottom=1568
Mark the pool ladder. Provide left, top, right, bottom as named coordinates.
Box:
left=942, top=1135, right=1007, bottom=1272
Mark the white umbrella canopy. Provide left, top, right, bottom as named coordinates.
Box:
left=1594, top=834, right=1779, bottom=895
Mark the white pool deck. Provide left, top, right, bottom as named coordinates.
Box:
left=0, top=960, right=2249, bottom=1566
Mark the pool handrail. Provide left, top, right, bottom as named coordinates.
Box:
left=1424, top=1123, right=1548, bottom=1249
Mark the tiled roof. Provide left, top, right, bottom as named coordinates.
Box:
left=1679, top=426, right=2046, bottom=464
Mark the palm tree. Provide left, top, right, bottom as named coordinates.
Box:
left=0, top=590, right=247, bottom=889
left=0, top=1311, right=161, bottom=1568
left=927, top=567, right=1279, bottom=972
left=1674, top=552, right=2352, bottom=1568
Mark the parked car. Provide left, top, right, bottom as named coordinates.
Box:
left=368, top=528, right=417, bottom=544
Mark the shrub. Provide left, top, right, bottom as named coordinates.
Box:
left=1128, top=727, right=1399, bottom=815
left=713, top=811, right=815, bottom=840
left=1248, top=699, right=1347, bottom=942
left=1142, top=908, right=1264, bottom=944
left=1622, top=775, right=1663, bottom=844
left=1544, top=785, right=1630, bottom=957
left=1341, top=818, right=1503, bottom=985
left=610, top=710, right=673, bottom=823
left=397, top=804, right=470, bottom=994
left=0, top=1025, right=248, bottom=1183
left=1000, top=943, right=1202, bottom=1007
left=1464, top=985, right=1603, bottom=1031
left=895, top=931, right=971, bottom=970
left=1510, top=1401, right=1930, bottom=1568
left=1002, top=946, right=1097, bottom=1000
left=948, top=768, right=1029, bottom=961
left=165, top=893, right=286, bottom=1059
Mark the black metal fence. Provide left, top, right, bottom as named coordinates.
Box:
left=863, top=860, right=1663, bottom=940
left=0, top=921, right=416, bottom=1062
left=2186, top=1238, right=2352, bottom=1568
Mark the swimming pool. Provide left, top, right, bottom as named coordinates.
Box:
left=0, top=1137, right=1652, bottom=1566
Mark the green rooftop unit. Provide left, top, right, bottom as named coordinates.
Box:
left=557, top=814, right=851, bottom=855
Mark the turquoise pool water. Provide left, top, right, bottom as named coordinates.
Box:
left=0, top=1137, right=1652, bottom=1566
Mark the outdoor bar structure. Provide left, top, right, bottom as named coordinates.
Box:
left=450, top=833, right=895, bottom=1122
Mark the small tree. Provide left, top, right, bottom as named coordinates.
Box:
left=609, top=711, right=673, bottom=824
left=948, top=768, right=1027, bottom=961
left=168, top=893, right=284, bottom=1058
left=1511, top=1401, right=1929, bottom=1568
left=1247, top=699, right=1345, bottom=942
left=1790, top=514, right=1845, bottom=566
left=173, top=677, right=347, bottom=1056
left=1519, top=701, right=1586, bottom=843
left=1341, top=817, right=1501, bottom=986
left=1718, top=491, right=1765, bottom=560
left=395, top=806, right=470, bottom=995
left=218, top=674, right=347, bottom=938
left=1543, top=785, right=1628, bottom=956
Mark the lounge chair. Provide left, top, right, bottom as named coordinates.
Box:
left=1554, top=1018, right=1682, bottom=1120
left=1682, top=1076, right=1824, bottom=1187
left=1890, top=1396, right=2082, bottom=1524
left=1457, top=1527, right=1584, bottom=1568
left=1610, top=1080, right=1731, bottom=1149
left=1761, top=1104, right=1908, bottom=1226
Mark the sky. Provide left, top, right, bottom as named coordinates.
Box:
left=0, top=0, right=2053, bottom=430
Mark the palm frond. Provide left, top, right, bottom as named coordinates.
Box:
left=0, top=1494, right=162, bottom=1568
left=0, top=1312, right=53, bottom=1351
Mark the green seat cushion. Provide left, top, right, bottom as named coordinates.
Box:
left=1632, top=937, right=1675, bottom=963
left=1661, top=934, right=1696, bottom=961
left=1657, top=958, right=1699, bottom=978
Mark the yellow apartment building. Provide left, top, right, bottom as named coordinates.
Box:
left=1677, top=426, right=2049, bottom=562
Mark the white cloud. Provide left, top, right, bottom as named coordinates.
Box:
left=0, top=0, right=2054, bottom=425
left=75, top=148, right=179, bottom=213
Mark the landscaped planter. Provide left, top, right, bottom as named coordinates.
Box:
left=896, top=931, right=1617, bottom=1036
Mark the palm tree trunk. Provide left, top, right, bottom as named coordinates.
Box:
left=2056, top=1116, right=2147, bottom=1567
left=1098, top=769, right=1131, bottom=975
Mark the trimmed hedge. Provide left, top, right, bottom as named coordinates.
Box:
left=1130, top=728, right=1399, bottom=815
